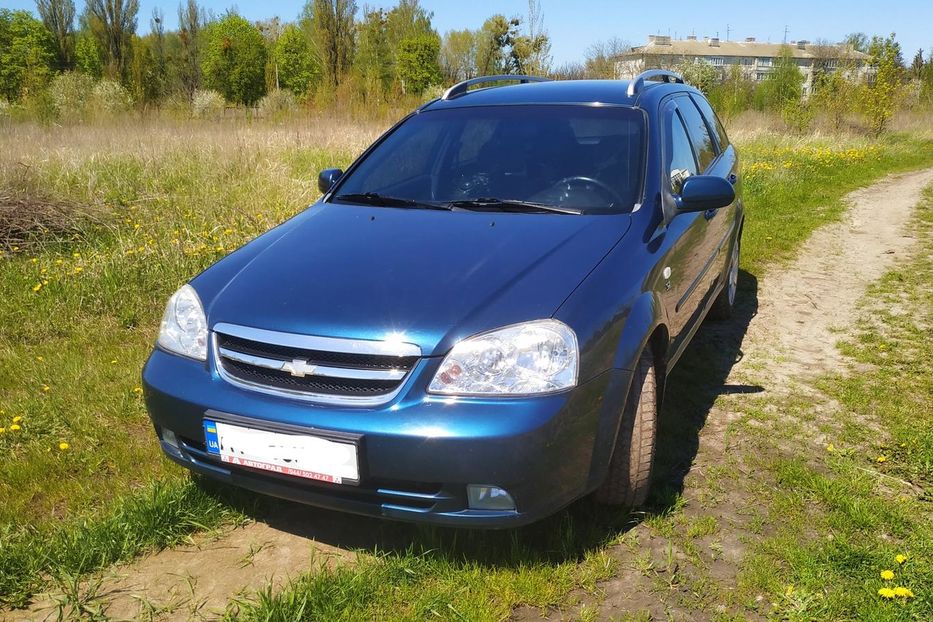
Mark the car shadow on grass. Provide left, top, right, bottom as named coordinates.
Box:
left=201, top=270, right=760, bottom=568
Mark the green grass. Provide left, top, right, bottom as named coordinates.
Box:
left=733, top=187, right=933, bottom=620
left=1, top=118, right=932, bottom=613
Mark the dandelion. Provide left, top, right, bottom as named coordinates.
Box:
left=36, top=356, right=44, bottom=362
left=878, top=587, right=896, bottom=599
left=881, top=570, right=895, bottom=580
left=110, top=359, right=117, bottom=364
left=74, top=266, right=84, bottom=274
left=0, top=427, right=5, bottom=434
left=133, top=387, right=143, bottom=394
left=826, top=443, right=835, bottom=453
left=72, top=252, right=80, bottom=258
left=32, top=283, right=43, bottom=292
left=895, top=554, right=908, bottom=564
left=893, top=587, right=914, bottom=598
left=10, top=424, right=21, bottom=432
left=30, top=258, right=38, bottom=263
left=12, top=416, right=22, bottom=423
left=55, top=259, right=63, bottom=265
left=876, top=455, right=887, bottom=463
left=41, top=384, right=50, bottom=392
left=58, top=442, right=69, bottom=451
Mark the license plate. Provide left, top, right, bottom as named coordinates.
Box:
left=203, top=419, right=359, bottom=485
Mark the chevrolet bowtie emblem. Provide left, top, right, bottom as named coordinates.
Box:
left=281, top=359, right=317, bottom=378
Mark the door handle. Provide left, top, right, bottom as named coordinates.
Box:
left=704, top=209, right=717, bottom=220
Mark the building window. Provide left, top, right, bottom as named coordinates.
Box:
left=740, top=57, right=753, bottom=66
left=756, top=72, right=768, bottom=81
left=708, top=56, right=725, bottom=66
left=758, top=57, right=773, bottom=67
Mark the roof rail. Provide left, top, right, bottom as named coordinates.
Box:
left=442, top=75, right=551, bottom=100
left=626, top=70, right=684, bottom=97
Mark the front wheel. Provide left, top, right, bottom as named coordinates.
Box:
left=594, top=349, right=658, bottom=507
left=708, top=235, right=740, bottom=320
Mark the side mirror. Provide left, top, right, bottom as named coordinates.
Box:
left=318, top=168, right=343, bottom=194
left=675, top=175, right=735, bottom=213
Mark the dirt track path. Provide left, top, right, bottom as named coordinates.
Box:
left=11, top=168, right=933, bottom=622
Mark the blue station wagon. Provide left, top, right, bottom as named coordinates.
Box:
left=143, top=71, right=743, bottom=527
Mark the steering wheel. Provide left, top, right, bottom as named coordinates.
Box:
left=552, top=176, right=625, bottom=207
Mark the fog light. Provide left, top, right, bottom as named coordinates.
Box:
left=467, top=485, right=515, bottom=511
left=161, top=428, right=179, bottom=449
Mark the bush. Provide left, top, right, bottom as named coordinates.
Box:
left=48, top=72, right=95, bottom=121
left=91, top=80, right=132, bottom=115
left=191, top=89, right=225, bottom=119
left=201, top=14, right=267, bottom=105
left=258, top=89, right=297, bottom=118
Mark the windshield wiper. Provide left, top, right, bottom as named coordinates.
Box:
left=447, top=198, right=582, bottom=215
left=333, top=192, right=451, bottom=211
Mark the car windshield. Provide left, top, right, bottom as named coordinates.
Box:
left=331, top=105, right=646, bottom=213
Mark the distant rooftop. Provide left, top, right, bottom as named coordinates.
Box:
left=620, top=35, right=869, bottom=60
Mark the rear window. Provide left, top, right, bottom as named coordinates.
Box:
left=334, top=105, right=646, bottom=212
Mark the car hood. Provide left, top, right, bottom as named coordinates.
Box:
left=203, top=203, right=631, bottom=356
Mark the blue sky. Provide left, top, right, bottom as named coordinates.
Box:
left=6, top=0, right=932, bottom=64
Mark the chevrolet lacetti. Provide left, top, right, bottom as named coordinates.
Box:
left=143, top=72, right=743, bottom=527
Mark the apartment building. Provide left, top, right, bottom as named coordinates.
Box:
left=615, top=35, right=871, bottom=95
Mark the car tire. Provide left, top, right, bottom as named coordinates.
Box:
left=708, top=234, right=741, bottom=321
left=594, top=348, right=658, bottom=507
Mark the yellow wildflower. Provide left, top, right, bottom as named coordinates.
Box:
left=893, top=587, right=914, bottom=598
left=32, top=283, right=43, bottom=292
left=55, top=259, right=63, bottom=265
left=10, top=424, right=21, bottom=432
left=895, top=554, right=907, bottom=564
left=58, top=442, right=69, bottom=451
left=72, top=252, right=80, bottom=258
left=41, top=384, right=50, bottom=392
left=881, top=570, right=895, bottom=580
left=36, top=356, right=44, bottom=362
left=30, top=257, right=38, bottom=263
left=12, top=416, right=22, bottom=423
left=74, top=266, right=83, bottom=274
left=826, top=443, right=835, bottom=453
left=878, top=587, right=896, bottom=599
left=876, top=455, right=887, bottom=463
left=784, top=584, right=795, bottom=597
left=133, top=387, right=143, bottom=394
left=110, top=359, right=118, bottom=364
left=0, top=427, right=5, bottom=434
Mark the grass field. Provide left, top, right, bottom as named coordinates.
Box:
left=1, top=115, right=932, bottom=617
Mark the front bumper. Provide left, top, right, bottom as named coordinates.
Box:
left=143, top=348, right=629, bottom=528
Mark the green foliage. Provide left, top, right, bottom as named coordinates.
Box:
left=191, top=88, right=224, bottom=117
left=305, top=0, right=357, bottom=90
left=475, top=14, right=518, bottom=75
left=274, top=24, right=318, bottom=98
left=258, top=88, right=298, bottom=118
left=707, top=64, right=755, bottom=120
left=83, top=0, right=140, bottom=79
left=677, top=58, right=718, bottom=94
left=440, top=29, right=476, bottom=82
left=201, top=13, right=267, bottom=105
left=757, top=45, right=804, bottom=111
left=36, top=0, right=77, bottom=71
left=396, top=33, right=441, bottom=94
left=811, top=68, right=855, bottom=131
left=48, top=71, right=95, bottom=120
left=859, top=33, right=903, bottom=136
left=0, top=9, right=57, bottom=102
left=354, top=9, right=392, bottom=100
left=74, top=31, right=104, bottom=78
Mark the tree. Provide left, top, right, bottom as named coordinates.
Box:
left=440, top=29, right=476, bottom=83
left=844, top=32, right=869, bottom=54
left=677, top=58, right=718, bottom=94
left=475, top=15, right=518, bottom=75
left=84, top=0, right=139, bottom=79
left=354, top=8, right=392, bottom=98
left=385, top=0, right=436, bottom=87
left=0, top=9, right=56, bottom=101
left=758, top=45, right=803, bottom=110
left=36, top=0, right=75, bottom=70
left=583, top=37, right=630, bottom=79
left=305, top=0, right=356, bottom=89
left=201, top=13, right=267, bottom=105
left=74, top=30, right=103, bottom=77
left=397, top=33, right=441, bottom=94
left=909, top=49, right=924, bottom=80
left=512, top=0, right=550, bottom=75
left=275, top=23, right=319, bottom=97
left=860, top=33, right=903, bottom=136
left=177, top=0, right=207, bottom=98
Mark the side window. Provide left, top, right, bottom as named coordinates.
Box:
left=668, top=114, right=698, bottom=194
left=359, top=121, right=444, bottom=191
left=691, top=94, right=730, bottom=150
left=677, top=99, right=716, bottom=171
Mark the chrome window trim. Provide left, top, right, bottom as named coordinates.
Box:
left=217, top=346, right=407, bottom=381
left=213, top=322, right=422, bottom=357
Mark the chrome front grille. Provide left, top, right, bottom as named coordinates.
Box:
left=212, top=323, right=420, bottom=406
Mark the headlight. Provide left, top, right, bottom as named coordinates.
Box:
left=428, top=320, right=578, bottom=396
left=157, top=284, right=208, bottom=361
